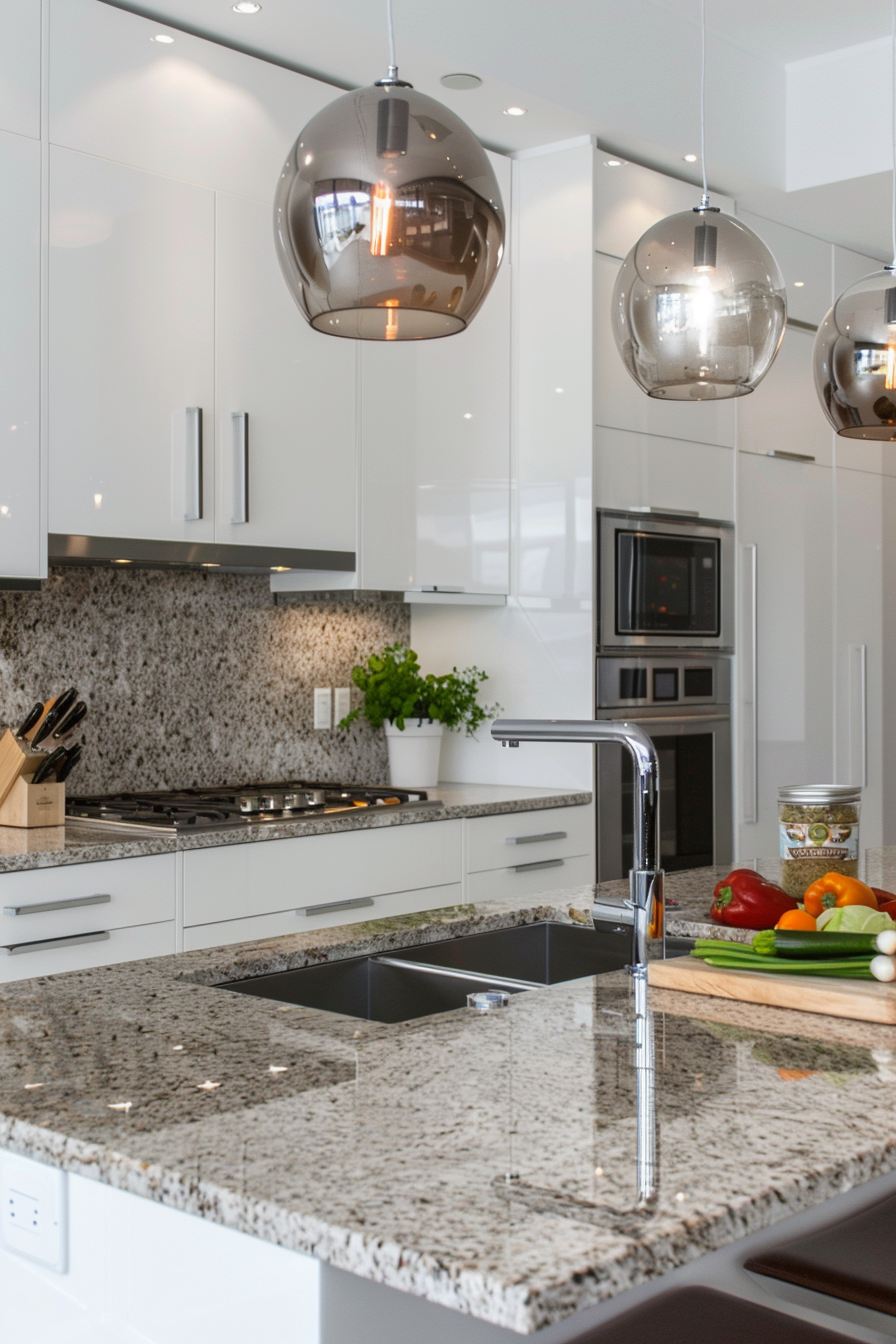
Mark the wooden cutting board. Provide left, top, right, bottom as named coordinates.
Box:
left=648, top=956, right=896, bottom=1025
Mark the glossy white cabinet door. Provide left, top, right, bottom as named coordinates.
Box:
left=736, top=325, right=833, bottom=466
left=736, top=212, right=831, bottom=327
left=0, top=130, right=41, bottom=579
left=214, top=191, right=356, bottom=553
left=736, top=453, right=834, bottom=860
left=0, top=0, right=40, bottom=138
left=593, top=252, right=737, bottom=449
left=359, top=153, right=512, bottom=595
left=49, top=147, right=215, bottom=541
left=593, top=425, right=734, bottom=522
left=834, top=465, right=883, bottom=849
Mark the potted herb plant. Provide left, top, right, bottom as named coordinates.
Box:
left=338, top=643, right=501, bottom=788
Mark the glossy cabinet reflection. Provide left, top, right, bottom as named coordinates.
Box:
left=359, top=153, right=512, bottom=596
left=0, top=0, right=40, bottom=139
left=736, top=325, right=832, bottom=466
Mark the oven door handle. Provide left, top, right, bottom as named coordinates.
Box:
left=601, top=713, right=730, bottom=725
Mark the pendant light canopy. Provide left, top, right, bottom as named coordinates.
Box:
left=813, top=0, right=896, bottom=439
left=274, top=3, right=504, bottom=340
left=610, top=1, right=786, bottom=400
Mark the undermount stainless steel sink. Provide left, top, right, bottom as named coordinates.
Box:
left=220, top=921, right=635, bottom=1023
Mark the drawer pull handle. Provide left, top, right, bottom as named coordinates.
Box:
left=510, top=858, right=565, bottom=874
left=1, top=930, right=111, bottom=956
left=296, top=897, right=375, bottom=917
left=505, top=831, right=567, bottom=846
left=4, top=893, right=111, bottom=917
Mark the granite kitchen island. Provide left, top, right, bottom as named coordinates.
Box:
left=3, top=866, right=896, bottom=1341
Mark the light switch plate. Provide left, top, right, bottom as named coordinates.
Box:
left=334, top=688, right=351, bottom=724
left=0, top=1151, right=68, bottom=1273
left=313, top=688, right=332, bottom=731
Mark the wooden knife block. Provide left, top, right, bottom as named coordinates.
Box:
left=0, top=776, right=65, bottom=828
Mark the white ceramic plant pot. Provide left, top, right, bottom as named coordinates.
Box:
left=384, top=719, right=444, bottom=789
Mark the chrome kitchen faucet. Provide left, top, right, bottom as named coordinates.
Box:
left=490, top=719, right=664, bottom=975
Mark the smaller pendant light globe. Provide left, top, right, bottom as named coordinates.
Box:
left=813, top=269, right=896, bottom=439
left=611, top=208, right=786, bottom=399
left=274, top=82, right=505, bottom=340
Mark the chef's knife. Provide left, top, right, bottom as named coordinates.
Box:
left=55, top=744, right=82, bottom=783
left=32, top=746, right=67, bottom=785
left=16, top=702, right=44, bottom=738
left=32, top=688, right=78, bottom=746
left=52, top=701, right=87, bottom=741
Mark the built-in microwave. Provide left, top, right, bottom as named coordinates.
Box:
left=596, top=508, right=734, bottom=652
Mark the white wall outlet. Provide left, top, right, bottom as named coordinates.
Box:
left=0, top=1151, right=68, bottom=1273
left=313, top=687, right=332, bottom=730
left=334, top=687, right=351, bottom=724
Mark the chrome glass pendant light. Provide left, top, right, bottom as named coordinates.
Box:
left=813, top=1, right=896, bottom=439
left=273, top=0, right=505, bottom=340
left=611, top=1, right=786, bottom=399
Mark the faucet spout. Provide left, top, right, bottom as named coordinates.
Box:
left=491, top=718, right=664, bottom=969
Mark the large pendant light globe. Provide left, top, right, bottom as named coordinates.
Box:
left=611, top=207, right=787, bottom=400
left=813, top=268, right=896, bottom=439
left=274, top=81, right=505, bottom=340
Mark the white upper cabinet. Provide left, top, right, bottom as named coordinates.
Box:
left=593, top=157, right=734, bottom=261
left=0, top=0, right=40, bottom=139
left=359, top=152, right=512, bottom=596
left=214, top=192, right=356, bottom=554
left=48, top=0, right=329, bottom=203
left=593, top=251, right=736, bottom=448
left=736, top=212, right=831, bottom=327
left=0, top=130, right=41, bottom=580
left=593, top=426, right=734, bottom=522
left=49, top=148, right=216, bottom=542
left=736, top=325, right=833, bottom=466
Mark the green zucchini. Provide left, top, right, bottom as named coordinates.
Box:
left=751, top=930, right=879, bottom=959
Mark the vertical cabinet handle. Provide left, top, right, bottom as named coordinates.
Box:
left=172, top=407, right=203, bottom=521
left=741, top=543, right=758, bottom=824
left=848, top=643, right=867, bottom=787
left=231, top=412, right=249, bottom=524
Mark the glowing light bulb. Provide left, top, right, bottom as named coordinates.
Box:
left=370, top=182, right=393, bottom=257
left=384, top=299, right=399, bottom=341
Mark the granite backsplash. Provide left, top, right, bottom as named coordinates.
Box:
left=0, top=568, right=409, bottom=793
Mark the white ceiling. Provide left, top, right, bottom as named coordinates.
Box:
left=109, top=0, right=896, bottom=263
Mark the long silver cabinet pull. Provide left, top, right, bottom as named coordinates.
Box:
left=231, top=412, right=249, bottom=524
left=848, top=643, right=868, bottom=787
left=505, top=831, right=567, bottom=846
left=4, top=892, right=111, bottom=917
left=1, top=930, right=111, bottom=956
left=510, top=858, right=565, bottom=874
left=620, top=714, right=730, bottom=725
left=767, top=450, right=816, bottom=463
left=172, top=407, right=203, bottom=521
left=742, top=542, right=759, bottom=824
left=296, top=896, right=374, bottom=917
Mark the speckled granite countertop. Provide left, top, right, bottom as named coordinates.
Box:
left=3, top=869, right=896, bottom=1333
left=0, top=783, right=591, bottom=875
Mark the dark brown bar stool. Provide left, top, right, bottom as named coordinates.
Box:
left=745, top=1190, right=896, bottom=1317
left=571, top=1286, right=855, bottom=1342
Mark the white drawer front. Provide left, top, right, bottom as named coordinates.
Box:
left=467, top=854, right=594, bottom=903
left=0, top=920, right=175, bottom=982
left=466, top=806, right=592, bottom=874
left=183, top=882, right=464, bottom=952
left=0, top=854, right=176, bottom=945
left=183, top=822, right=462, bottom=927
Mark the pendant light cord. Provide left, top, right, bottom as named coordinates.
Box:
left=699, top=0, right=709, bottom=209
left=891, top=0, right=896, bottom=268
left=386, top=0, right=398, bottom=80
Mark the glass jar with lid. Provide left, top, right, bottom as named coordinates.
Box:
left=777, top=785, right=861, bottom=900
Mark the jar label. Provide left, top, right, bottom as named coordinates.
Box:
left=779, top=821, right=858, bottom=862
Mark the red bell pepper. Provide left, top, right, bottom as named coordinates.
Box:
left=711, top=870, right=798, bottom=930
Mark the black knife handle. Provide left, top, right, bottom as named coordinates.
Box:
left=32, top=747, right=66, bottom=785
left=55, top=744, right=82, bottom=783
left=53, top=701, right=87, bottom=741
left=16, top=702, right=44, bottom=738
left=32, top=688, right=78, bottom=746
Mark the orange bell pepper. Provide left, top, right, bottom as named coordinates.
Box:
left=775, top=908, right=817, bottom=931
left=802, top=872, right=878, bottom=917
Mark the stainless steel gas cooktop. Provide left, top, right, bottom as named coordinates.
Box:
left=66, top=783, right=439, bottom=835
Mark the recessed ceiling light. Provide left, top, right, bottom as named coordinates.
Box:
left=604, top=159, right=625, bottom=168
left=793, top=281, right=805, bottom=287
left=440, top=73, right=481, bottom=90
left=152, top=33, right=174, bottom=43
left=503, top=106, right=527, bottom=116
left=683, top=153, right=699, bottom=163
left=232, top=0, right=261, bottom=9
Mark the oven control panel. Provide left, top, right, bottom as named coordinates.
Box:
left=597, top=654, right=730, bottom=710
